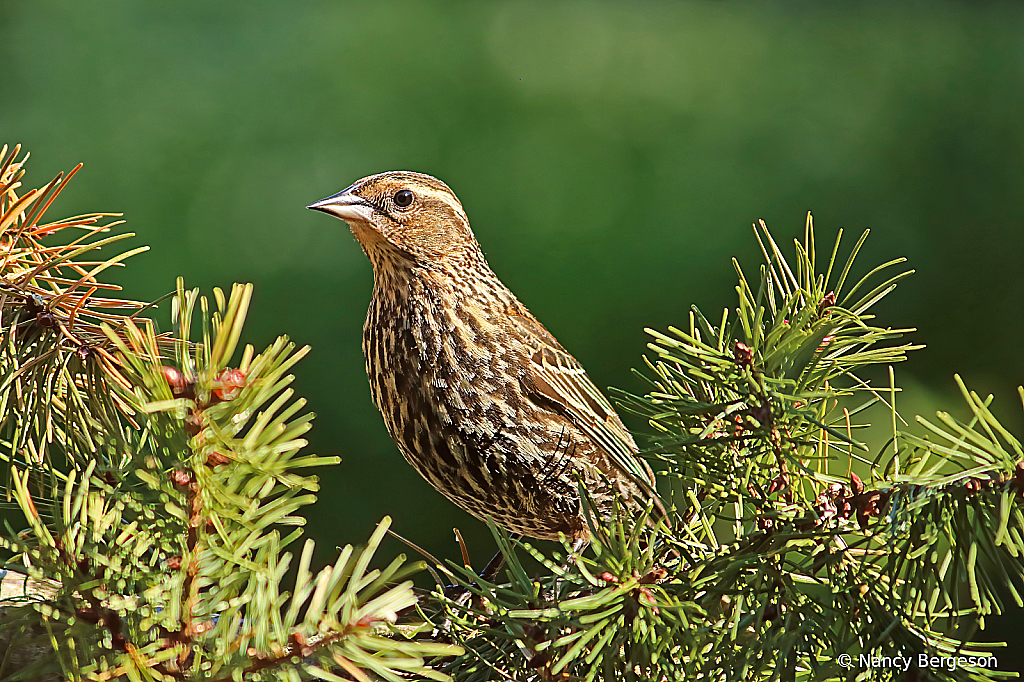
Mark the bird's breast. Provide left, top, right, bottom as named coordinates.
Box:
left=362, top=271, right=551, bottom=492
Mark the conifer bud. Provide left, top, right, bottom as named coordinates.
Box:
left=161, top=366, right=189, bottom=397
left=214, top=368, right=246, bottom=401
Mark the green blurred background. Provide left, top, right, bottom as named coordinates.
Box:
left=3, top=0, right=1024, bottom=661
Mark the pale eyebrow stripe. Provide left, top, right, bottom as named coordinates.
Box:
left=420, top=188, right=466, bottom=218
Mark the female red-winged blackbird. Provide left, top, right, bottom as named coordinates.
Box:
left=308, top=172, right=659, bottom=540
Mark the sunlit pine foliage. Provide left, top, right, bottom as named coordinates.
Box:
left=3, top=146, right=1023, bottom=682
left=424, top=217, right=1024, bottom=682
left=0, top=148, right=459, bottom=681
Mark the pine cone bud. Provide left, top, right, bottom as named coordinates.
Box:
left=213, top=368, right=247, bottom=401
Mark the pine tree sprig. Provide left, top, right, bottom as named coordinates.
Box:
left=4, top=147, right=1024, bottom=681
left=0, top=149, right=460, bottom=681
left=426, top=500, right=702, bottom=681
left=0, top=144, right=175, bottom=483
left=426, top=215, right=1020, bottom=681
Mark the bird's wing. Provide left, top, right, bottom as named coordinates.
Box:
left=510, top=314, right=655, bottom=490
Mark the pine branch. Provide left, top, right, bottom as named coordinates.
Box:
left=425, top=216, right=1020, bottom=681
left=4, top=146, right=1021, bottom=682
left=0, top=148, right=460, bottom=681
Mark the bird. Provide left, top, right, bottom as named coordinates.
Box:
left=307, top=172, right=659, bottom=541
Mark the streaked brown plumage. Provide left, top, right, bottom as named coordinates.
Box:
left=308, top=172, right=658, bottom=540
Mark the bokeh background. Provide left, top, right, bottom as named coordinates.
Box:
left=3, top=0, right=1024, bottom=663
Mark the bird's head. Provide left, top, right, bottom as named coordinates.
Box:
left=307, top=171, right=479, bottom=268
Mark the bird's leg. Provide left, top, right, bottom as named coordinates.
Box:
left=439, top=531, right=522, bottom=610
left=480, top=532, right=520, bottom=583
left=564, top=536, right=589, bottom=574
left=570, top=537, right=588, bottom=555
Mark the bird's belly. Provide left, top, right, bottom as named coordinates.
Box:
left=362, top=300, right=584, bottom=538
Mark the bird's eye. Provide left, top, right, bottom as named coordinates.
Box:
left=393, top=189, right=414, bottom=208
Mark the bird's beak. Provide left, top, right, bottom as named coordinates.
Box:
left=306, top=192, right=375, bottom=223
